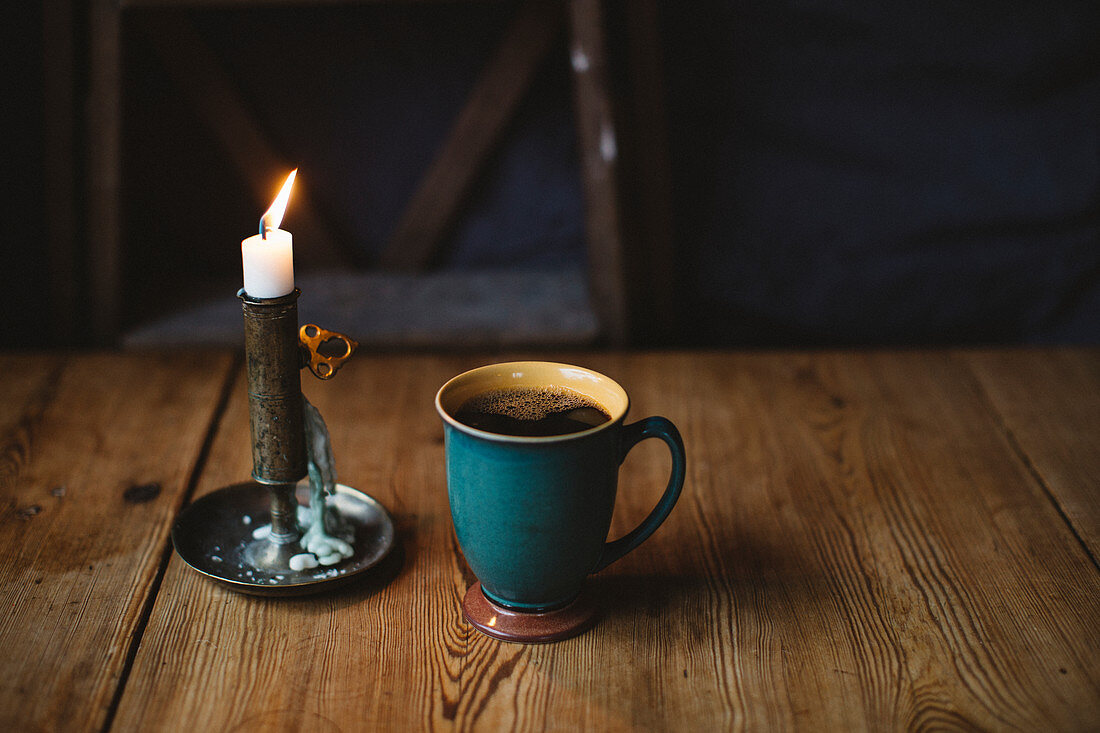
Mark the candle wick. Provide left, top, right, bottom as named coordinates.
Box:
left=259, top=216, right=268, bottom=240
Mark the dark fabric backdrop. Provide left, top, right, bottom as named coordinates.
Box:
left=665, top=1, right=1099, bottom=345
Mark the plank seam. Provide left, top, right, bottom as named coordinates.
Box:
left=100, top=353, right=242, bottom=733
left=999, top=424, right=1100, bottom=573
left=959, top=354, right=1100, bottom=574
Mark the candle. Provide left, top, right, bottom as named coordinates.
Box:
left=242, top=169, right=297, bottom=298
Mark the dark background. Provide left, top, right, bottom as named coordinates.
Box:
left=5, top=1, right=1098, bottom=348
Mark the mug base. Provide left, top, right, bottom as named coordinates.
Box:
left=463, top=582, right=598, bottom=643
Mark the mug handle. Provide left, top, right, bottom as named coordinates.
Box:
left=592, top=416, right=686, bottom=573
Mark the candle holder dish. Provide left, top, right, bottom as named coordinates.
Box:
left=172, top=288, right=396, bottom=596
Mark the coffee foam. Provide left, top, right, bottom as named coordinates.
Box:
left=459, top=386, right=604, bottom=421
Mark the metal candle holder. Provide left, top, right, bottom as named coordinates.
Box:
left=172, top=287, right=395, bottom=596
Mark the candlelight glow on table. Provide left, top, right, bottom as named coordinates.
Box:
left=241, top=169, right=297, bottom=298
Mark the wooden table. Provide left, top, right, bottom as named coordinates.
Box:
left=3, top=349, right=1098, bottom=731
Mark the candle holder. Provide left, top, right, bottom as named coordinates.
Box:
left=172, top=288, right=395, bottom=596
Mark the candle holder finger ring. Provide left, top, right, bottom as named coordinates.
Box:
left=300, top=324, right=358, bottom=380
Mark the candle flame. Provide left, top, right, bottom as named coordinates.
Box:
left=261, top=169, right=297, bottom=233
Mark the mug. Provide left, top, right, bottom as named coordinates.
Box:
left=435, top=361, right=686, bottom=612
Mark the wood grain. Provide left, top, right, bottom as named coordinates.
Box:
left=109, top=351, right=1100, bottom=731
left=961, top=348, right=1100, bottom=562
left=0, top=351, right=235, bottom=732
left=112, top=355, right=468, bottom=730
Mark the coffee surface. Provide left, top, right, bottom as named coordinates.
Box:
left=455, top=386, right=611, bottom=436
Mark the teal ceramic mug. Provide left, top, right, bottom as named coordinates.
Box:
left=436, top=361, right=686, bottom=611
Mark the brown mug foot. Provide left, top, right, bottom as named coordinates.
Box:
left=462, top=582, right=599, bottom=643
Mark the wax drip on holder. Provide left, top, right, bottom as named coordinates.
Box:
left=171, top=173, right=395, bottom=596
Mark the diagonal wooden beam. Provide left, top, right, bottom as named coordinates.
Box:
left=377, top=0, right=564, bottom=271
left=135, top=12, right=354, bottom=268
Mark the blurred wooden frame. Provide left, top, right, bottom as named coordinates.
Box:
left=48, top=0, right=674, bottom=346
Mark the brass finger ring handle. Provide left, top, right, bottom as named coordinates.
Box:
left=299, top=324, right=358, bottom=380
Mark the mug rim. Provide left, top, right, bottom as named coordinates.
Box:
left=435, top=361, right=630, bottom=443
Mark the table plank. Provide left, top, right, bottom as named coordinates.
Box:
left=111, top=352, right=1100, bottom=731
left=0, top=351, right=235, bottom=732
left=746, top=351, right=1098, bottom=730
left=961, top=348, right=1100, bottom=561
left=113, top=355, right=470, bottom=730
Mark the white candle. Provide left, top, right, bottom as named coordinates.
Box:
left=241, top=169, right=297, bottom=298
left=241, top=229, right=293, bottom=298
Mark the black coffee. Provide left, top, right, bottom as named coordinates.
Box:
left=455, top=386, right=611, bottom=436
